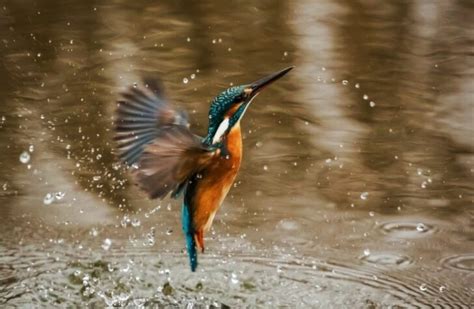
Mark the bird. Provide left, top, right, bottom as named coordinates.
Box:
left=114, top=66, right=293, bottom=271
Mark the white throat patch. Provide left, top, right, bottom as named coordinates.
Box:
left=212, top=117, right=230, bottom=144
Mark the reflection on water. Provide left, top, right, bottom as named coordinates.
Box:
left=0, top=0, right=473, bottom=307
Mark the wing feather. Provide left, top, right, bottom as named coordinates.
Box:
left=114, top=79, right=189, bottom=166
left=114, top=78, right=212, bottom=199
left=133, top=126, right=216, bottom=199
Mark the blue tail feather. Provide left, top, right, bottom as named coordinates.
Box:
left=182, top=203, right=197, bottom=271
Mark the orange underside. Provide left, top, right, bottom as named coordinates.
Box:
left=192, top=123, right=243, bottom=251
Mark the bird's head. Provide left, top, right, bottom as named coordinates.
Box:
left=204, top=66, right=293, bottom=145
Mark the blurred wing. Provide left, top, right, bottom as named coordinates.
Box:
left=114, top=78, right=189, bottom=165
left=133, top=126, right=216, bottom=199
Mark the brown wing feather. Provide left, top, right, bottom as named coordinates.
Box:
left=114, top=78, right=189, bottom=166
left=132, top=126, right=216, bottom=199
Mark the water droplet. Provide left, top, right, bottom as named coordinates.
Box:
left=43, top=193, right=54, bottom=205
left=144, top=228, right=155, bottom=246
left=439, top=285, right=446, bottom=292
left=29, top=145, right=34, bottom=152
left=369, top=101, right=376, bottom=107
left=363, top=249, right=371, bottom=256
left=230, top=273, right=239, bottom=284
left=416, top=223, right=426, bottom=232
left=82, top=286, right=94, bottom=297
left=133, top=298, right=146, bottom=307
left=355, top=83, right=360, bottom=89
left=93, top=175, right=101, bottom=181
left=190, top=73, right=196, bottom=79
left=121, top=215, right=130, bottom=228
left=186, top=37, right=191, bottom=42
left=55, top=191, right=65, bottom=200
left=112, top=162, right=121, bottom=170
left=131, top=218, right=141, bottom=227
left=183, top=77, right=189, bottom=84
left=19, top=151, right=30, bottom=164
left=342, top=80, right=348, bottom=85
left=263, top=165, right=268, bottom=171
left=419, top=283, right=428, bottom=291
left=212, top=39, right=216, bottom=44
left=363, top=94, right=369, bottom=100
left=283, top=51, right=288, bottom=57
left=421, top=181, right=427, bottom=189
left=89, top=227, right=99, bottom=237
left=360, top=192, right=369, bottom=200
left=166, top=228, right=173, bottom=235
left=102, top=238, right=112, bottom=250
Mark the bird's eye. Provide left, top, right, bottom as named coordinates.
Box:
left=234, top=94, right=244, bottom=103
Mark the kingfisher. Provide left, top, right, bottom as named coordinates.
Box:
left=114, top=66, right=293, bottom=271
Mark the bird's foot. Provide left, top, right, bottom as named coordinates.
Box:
left=194, top=230, right=205, bottom=253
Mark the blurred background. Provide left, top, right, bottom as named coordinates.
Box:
left=0, top=0, right=472, bottom=307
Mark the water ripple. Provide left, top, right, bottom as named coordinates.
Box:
left=360, top=252, right=413, bottom=268
left=441, top=254, right=474, bottom=272
left=379, top=221, right=436, bottom=239
left=1, top=243, right=471, bottom=308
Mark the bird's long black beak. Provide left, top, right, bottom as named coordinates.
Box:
left=248, top=66, right=294, bottom=96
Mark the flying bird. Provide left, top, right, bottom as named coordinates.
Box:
left=114, top=66, right=293, bottom=271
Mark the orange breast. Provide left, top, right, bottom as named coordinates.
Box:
left=192, top=123, right=242, bottom=231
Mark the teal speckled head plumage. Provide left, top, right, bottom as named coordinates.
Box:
left=204, top=85, right=246, bottom=145
left=203, top=67, right=294, bottom=147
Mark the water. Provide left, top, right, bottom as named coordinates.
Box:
left=0, top=0, right=473, bottom=307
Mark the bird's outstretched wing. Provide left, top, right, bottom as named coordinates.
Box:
left=114, top=79, right=215, bottom=199
left=115, top=78, right=188, bottom=165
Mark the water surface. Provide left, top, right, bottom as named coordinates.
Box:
left=0, top=0, right=473, bottom=307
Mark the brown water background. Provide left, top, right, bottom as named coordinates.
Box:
left=0, top=0, right=473, bottom=307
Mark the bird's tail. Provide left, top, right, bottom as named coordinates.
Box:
left=182, top=203, right=197, bottom=271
